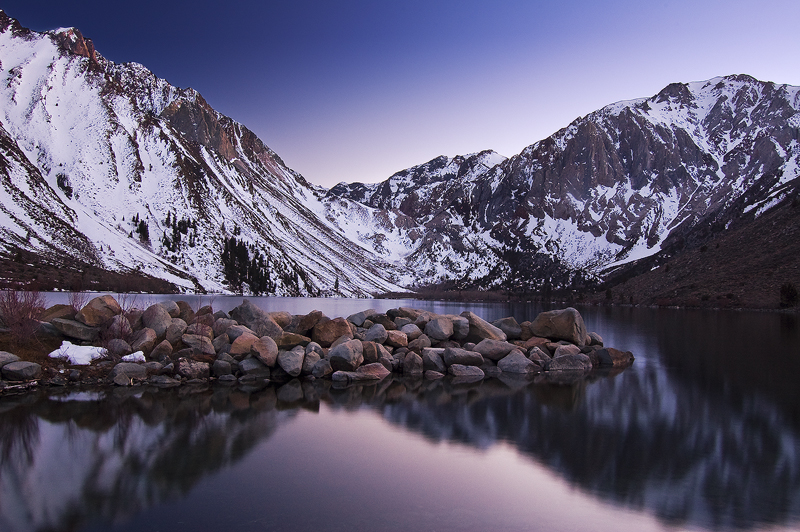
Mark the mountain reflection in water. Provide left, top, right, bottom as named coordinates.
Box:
left=1, top=363, right=798, bottom=532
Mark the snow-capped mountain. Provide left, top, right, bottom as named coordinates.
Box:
left=329, top=75, right=800, bottom=291
left=1, top=10, right=798, bottom=296
left=0, top=12, right=405, bottom=296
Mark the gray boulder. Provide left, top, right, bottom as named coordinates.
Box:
left=212, top=359, right=232, bottom=377
left=328, top=339, right=364, bottom=371
left=364, top=323, right=388, bottom=344
left=0, top=351, right=20, bottom=368
left=442, top=347, right=484, bottom=367
left=473, top=339, right=516, bottom=361
left=460, top=311, right=507, bottom=343
left=158, top=300, right=180, bottom=318
left=226, top=324, right=257, bottom=342
left=166, top=318, right=188, bottom=345
left=251, top=336, right=279, bottom=366
left=422, top=349, right=446, bottom=373
left=130, top=328, right=157, bottom=354
left=302, top=351, right=321, bottom=375
left=2, top=361, right=41, bottom=381
left=497, top=350, right=539, bottom=374
left=530, top=307, right=588, bottom=346
left=109, top=362, right=147, bottom=385
left=403, top=352, right=424, bottom=376
left=492, top=317, right=522, bottom=340
left=229, top=299, right=283, bottom=339
left=213, top=318, right=239, bottom=337
left=176, top=359, right=210, bottom=379
left=554, top=344, right=581, bottom=358
left=239, top=357, right=270, bottom=377
left=311, top=359, right=333, bottom=378
left=347, top=308, right=378, bottom=327
left=182, top=334, right=216, bottom=357
left=278, top=347, right=305, bottom=377
left=546, top=353, right=592, bottom=372
left=51, top=318, right=99, bottom=342
left=150, top=339, right=173, bottom=361
left=447, top=315, right=470, bottom=341
left=447, top=364, right=485, bottom=378
left=400, top=323, right=423, bottom=341
left=424, top=317, right=453, bottom=341
left=142, top=304, right=173, bottom=337
left=106, top=338, right=132, bottom=358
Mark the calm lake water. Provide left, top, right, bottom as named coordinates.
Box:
left=1, top=297, right=799, bottom=532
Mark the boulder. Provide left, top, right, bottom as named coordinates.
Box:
left=293, top=310, right=324, bottom=336
left=176, top=359, right=210, bottom=379
left=447, top=315, right=470, bottom=341
left=2, top=361, right=41, bottom=381
left=212, top=359, right=232, bottom=377
left=51, top=318, right=100, bottom=342
left=497, top=350, right=539, bottom=374
left=424, top=317, right=453, bottom=341
left=361, top=341, right=380, bottom=364
left=105, top=339, right=132, bottom=358
left=400, top=323, right=423, bottom=341
left=385, top=330, right=408, bottom=348
left=230, top=332, right=259, bottom=357
left=239, top=357, right=270, bottom=377
left=182, top=334, right=216, bottom=357
left=442, top=347, right=484, bottom=367
left=150, top=339, right=173, bottom=361
left=403, top=352, right=424, bottom=376
left=230, top=299, right=283, bottom=339
left=554, top=344, right=582, bottom=358
left=422, top=349, right=447, bottom=373
left=212, top=333, right=231, bottom=353
left=528, top=347, right=551, bottom=367
left=492, top=317, right=522, bottom=340
left=251, top=336, right=279, bottom=366
left=76, top=295, right=121, bottom=327
left=530, top=307, right=588, bottom=346
left=447, top=364, right=485, bottom=378
left=109, top=362, right=147, bottom=385
left=0, top=351, right=21, bottom=368
left=357, top=362, right=391, bottom=379
left=194, top=313, right=215, bottom=328
left=595, top=348, right=634, bottom=367
left=546, top=353, right=592, bottom=372
left=460, top=311, right=507, bottom=343
left=312, top=317, right=352, bottom=347
left=104, top=314, right=133, bottom=340
left=588, top=332, right=604, bottom=346
left=268, top=311, right=293, bottom=329
left=347, top=309, right=378, bottom=327
left=425, top=370, right=445, bottom=380
left=213, top=318, right=239, bottom=338
left=142, top=304, right=172, bottom=337
left=332, top=362, right=391, bottom=383
left=277, top=332, right=311, bottom=349
left=186, top=322, right=213, bottom=340
left=166, top=319, right=188, bottom=345
left=407, top=334, right=432, bottom=353
left=158, top=300, right=180, bottom=318
left=473, top=339, right=516, bottom=361
left=328, top=339, right=364, bottom=371
left=225, top=324, right=257, bottom=342
left=519, top=321, right=533, bottom=341
left=311, top=359, right=333, bottom=378
left=278, top=347, right=305, bottom=377
left=371, top=314, right=397, bottom=330
left=522, top=336, right=550, bottom=351
left=40, top=304, right=75, bottom=323
left=175, top=301, right=196, bottom=324
left=364, top=323, right=388, bottom=344
left=302, top=351, right=321, bottom=375
left=130, top=328, right=157, bottom=354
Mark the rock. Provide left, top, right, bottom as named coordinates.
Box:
left=268, top=311, right=293, bottom=329
left=595, top=348, right=634, bottom=367
left=422, top=349, right=447, bottom=373
left=358, top=362, right=391, bottom=379
left=212, top=359, right=232, bottom=376
left=166, top=319, right=188, bottom=345
left=211, top=332, right=230, bottom=352
left=311, top=359, right=333, bottom=378
left=407, top=334, right=432, bottom=353
left=528, top=347, right=552, bottom=366
left=492, top=317, right=522, bottom=340
left=239, top=357, right=270, bottom=377
left=328, top=339, right=364, bottom=371
left=400, top=323, right=423, bottom=341
left=76, top=295, right=122, bottom=327
left=278, top=347, right=305, bottom=377
left=126, top=309, right=144, bottom=331
left=277, top=332, right=311, bottom=349
left=497, top=350, right=539, bottom=374
left=130, top=328, right=157, bottom=354
left=393, top=317, right=412, bottom=328
left=312, top=317, right=352, bottom=347
left=554, top=344, right=581, bottom=358
left=519, top=321, right=533, bottom=341
left=142, top=304, right=173, bottom=337
left=175, top=301, right=195, bottom=324
left=361, top=341, right=380, bottom=364
left=447, top=315, right=470, bottom=341
left=182, top=334, right=216, bottom=357
left=442, top=347, right=484, bottom=367
left=546, top=353, right=592, bottom=372
left=149, top=375, right=181, bottom=388
left=371, top=314, right=397, bottom=330
left=403, top=352, right=424, bottom=375
left=105, top=314, right=133, bottom=340
left=588, top=332, right=604, bottom=346
left=194, top=313, right=215, bottom=328
left=293, top=310, right=324, bottom=336
left=347, top=309, right=378, bottom=327
left=225, top=324, right=257, bottom=342
left=230, top=299, right=283, bottom=339
left=150, top=339, right=173, bottom=361
left=460, top=311, right=507, bottom=343
left=176, top=359, right=211, bottom=379
left=158, top=300, right=180, bottom=318
left=196, top=305, right=214, bottom=317
left=447, top=364, right=485, bottom=378
left=424, top=317, right=453, bottom=341
left=425, top=370, right=445, bottom=379
left=530, top=307, right=588, bottom=346
left=109, top=362, right=147, bottom=384
left=0, top=351, right=21, bottom=368
left=106, top=338, right=132, bottom=358
left=302, top=351, right=321, bottom=375
left=213, top=318, right=239, bottom=338
left=385, top=330, right=408, bottom=348
left=2, top=361, right=41, bottom=381
left=251, top=336, right=279, bottom=366
left=186, top=322, right=213, bottom=340
left=229, top=332, right=259, bottom=357
left=40, top=304, right=75, bottom=323
left=364, top=323, right=388, bottom=344
left=330, top=333, right=354, bottom=349
left=51, top=318, right=100, bottom=342
left=473, top=339, right=516, bottom=361
left=522, top=336, right=550, bottom=351
left=305, top=342, right=324, bottom=357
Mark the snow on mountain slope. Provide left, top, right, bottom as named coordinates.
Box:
left=0, top=12, right=406, bottom=296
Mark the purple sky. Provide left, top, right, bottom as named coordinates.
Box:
left=3, top=0, right=799, bottom=187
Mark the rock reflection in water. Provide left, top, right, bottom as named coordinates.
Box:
left=1, top=365, right=799, bottom=532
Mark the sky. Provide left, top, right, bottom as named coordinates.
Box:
left=3, top=0, right=799, bottom=187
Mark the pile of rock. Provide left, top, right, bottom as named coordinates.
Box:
left=2, top=296, right=634, bottom=389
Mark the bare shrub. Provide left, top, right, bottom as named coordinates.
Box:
left=0, top=290, right=46, bottom=346
left=67, top=290, right=90, bottom=313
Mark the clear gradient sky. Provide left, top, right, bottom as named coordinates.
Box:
left=3, top=1, right=799, bottom=187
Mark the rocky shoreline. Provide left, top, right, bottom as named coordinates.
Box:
left=0, top=296, right=634, bottom=394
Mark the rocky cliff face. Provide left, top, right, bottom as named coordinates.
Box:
left=1, top=10, right=798, bottom=296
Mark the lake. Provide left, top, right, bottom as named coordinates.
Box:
left=1, top=297, right=799, bottom=532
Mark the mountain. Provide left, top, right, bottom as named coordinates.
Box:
left=0, top=11, right=405, bottom=297
left=329, top=75, right=800, bottom=297
left=1, top=11, right=798, bottom=305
